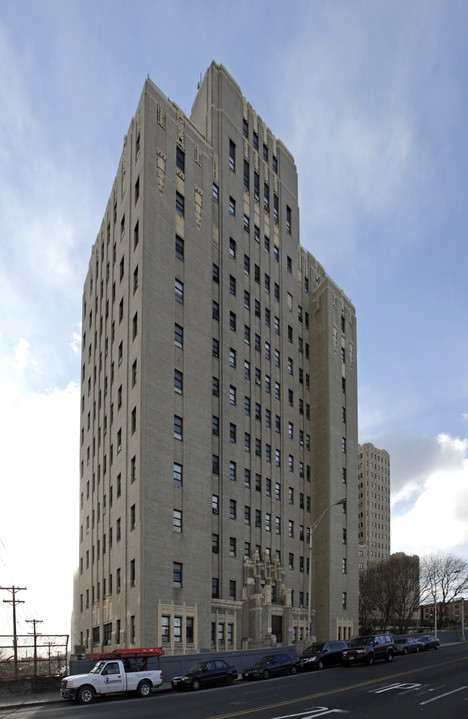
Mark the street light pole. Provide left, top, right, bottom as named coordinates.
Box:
left=307, top=497, right=346, bottom=641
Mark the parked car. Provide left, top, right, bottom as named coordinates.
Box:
left=341, top=633, right=395, bottom=666
left=394, top=637, right=422, bottom=655
left=416, top=634, right=440, bottom=650
left=171, top=659, right=238, bottom=690
left=300, top=641, right=348, bottom=670
left=243, top=653, right=300, bottom=680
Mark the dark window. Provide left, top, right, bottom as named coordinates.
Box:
left=176, top=191, right=184, bottom=216
left=176, top=146, right=185, bottom=173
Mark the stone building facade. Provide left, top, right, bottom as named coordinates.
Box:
left=74, top=62, right=359, bottom=653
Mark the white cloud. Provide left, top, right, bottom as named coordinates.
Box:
left=0, top=380, right=80, bottom=636
left=391, top=433, right=468, bottom=558
left=13, top=338, right=30, bottom=374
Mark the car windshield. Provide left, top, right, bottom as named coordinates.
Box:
left=188, top=661, right=206, bottom=673
left=303, top=643, right=325, bottom=655
left=348, top=636, right=374, bottom=646
left=90, top=661, right=107, bottom=674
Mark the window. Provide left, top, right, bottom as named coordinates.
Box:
left=175, top=278, right=184, bottom=303
left=130, top=504, right=136, bottom=530
left=244, top=469, right=251, bottom=487
left=244, top=506, right=251, bottom=524
left=175, top=323, right=183, bottom=348
left=173, top=562, right=182, bottom=588
left=229, top=347, right=236, bottom=367
left=174, top=369, right=183, bottom=393
left=212, top=578, right=219, bottom=599
left=212, top=415, right=219, bottom=436
left=212, top=338, right=219, bottom=358
left=174, top=462, right=183, bottom=487
left=229, top=237, right=236, bottom=258
left=174, top=415, right=183, bottom=440
left=230, top=499, right=237, bottom=519
left=229, top=423, right=237, bottom=443
left=229, top=139, right=236, bottom=171
left=255, top=509, right=261, bottom=527
left=212, top=494, right=219, bottom=514
left=229, top=385, right=236, bottom=405
left=173, top=509, right=182, bottom=532
left=244, top=360, right=250, bottom=379
left=212, top=454, right=219, bottom=474
left=212, top=533, right=219, bottom=553
left=264, top=183, right=270, bottom=211
left=244, top=254, right=250, bottom=274
left=176, top=191, right=184, bottom=216
left=253, top=131, right=258, bottom=149
left=176, top=146, right=185, bottom=173
left=213, top=182, right=219, bottom=202
left=244, top=396, right=250, bottom=415
left=243, top=213, right=250, bottom=232
left=342, top=558, right=347, bottom=574
left=342, top=437, right=347, bottom=453
left=243, top=159, right=249, bottom=189
left=243, top=118, right=249, bottom=137
left=230, top=537, right=236, bottom=556
left=244, top=433, right=250, bottom=452
left=229, top=275, right=236, bottom=295
left=229, top=196, right=236, bottom=215
left=230, top=311, right=236, bottom=331
left=175, top=234, right=184, bottom=260
left=229, top=581, right=236, bottom=600
left=229, top=460, right=236, bottom=481
left=212, top=376, right=219, bottom=396
left=263, top=143, right=269, bottom=161
left=286, top=205, right=291, bottom=233
left=161, top=616, right=170, bottom=643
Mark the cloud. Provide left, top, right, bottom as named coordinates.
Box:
left=0, top=379, right=80, bottom=635
left=390, top=433, right=468, bottom=558
left=13, top=338, right=30, bottom=374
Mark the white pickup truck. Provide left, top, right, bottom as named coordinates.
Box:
left=61, top=657, right=163, bottom=704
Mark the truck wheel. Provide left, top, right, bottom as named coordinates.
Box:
left=137, top=680, right=152, bottom=697
left=77, top=686, right=95, bottom=705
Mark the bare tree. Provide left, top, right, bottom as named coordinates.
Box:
left=359, top=553, right=420, bottom=633
left=420, top=552, right=468, bottom=627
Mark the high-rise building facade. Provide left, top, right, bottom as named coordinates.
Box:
left=75, top=63, right=358, bottom=653
left=357, top=442, right=391, bottom=567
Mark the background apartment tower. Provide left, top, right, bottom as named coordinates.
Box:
left=357, top=442, right=391, bottom=567
left=75, top=63, right=358, bottom=653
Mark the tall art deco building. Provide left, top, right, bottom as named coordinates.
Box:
left=75, top=63, right=359, bottom=653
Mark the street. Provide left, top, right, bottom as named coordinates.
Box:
left=1, top=643, right=467, bottom=719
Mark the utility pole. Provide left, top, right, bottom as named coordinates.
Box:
left=26, top=618, right=43, bottom=677
left=1, top=586, right=27, bottom=679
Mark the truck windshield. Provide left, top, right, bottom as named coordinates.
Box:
left=90, top=661, right=107, bottom=674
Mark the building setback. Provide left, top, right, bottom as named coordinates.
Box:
left=358, top=442, right=391, bottom=567
left=74, top=62, right=359, bottom=653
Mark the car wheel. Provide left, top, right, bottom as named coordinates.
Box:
left=191, top=678, right=201, bottom=691
left=366, top=653, right=375, bottom=666
left=317, top=660, right=324, bottom=670
left=225, top=674, right=234, bottom=686
left=385, top=650, right=393, bottom=663
left=434, top=644, right=439, bottom=650
left=262, top=669, right=270, bottom=680
left=77, top=686, right=95, bottom=705
left=136, top=680, right=152, bottom=697
left=289, top=664, right=297, bottom=675
left=403, top=648, right=408, bottom=655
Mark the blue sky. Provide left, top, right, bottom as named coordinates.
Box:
left=0, top=0, right=467, bottom=638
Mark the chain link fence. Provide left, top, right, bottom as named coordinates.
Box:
left=0, top=635, right=69, bottom=680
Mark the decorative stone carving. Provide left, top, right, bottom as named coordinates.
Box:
left=156, top=150, right=167, bottom=194
left=194, top=186, right=203, bottom=228
left=157, top=105, right=166, bottom=130
left=176, top=112, right=185, bottom=150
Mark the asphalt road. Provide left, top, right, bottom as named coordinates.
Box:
left=2, top=643, right=467, bottom=719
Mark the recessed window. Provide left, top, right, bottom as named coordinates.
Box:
left=176, top=146, right=185, bottom=173
left=173, top=509, right=182, bottom=532
left=175, top=235, right=184, bottom=260
left=175, top=278, right=183, bottom=303
left=176, top=191, right=184, bottom=216
left=229, top=139, right=236, bottom=171
left=174, top=415, right=183, bottom=440
left=213, top=183, right=219, bottom=202
left=173, top=562, right=182, bottom=588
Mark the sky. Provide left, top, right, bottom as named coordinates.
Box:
left=0, top=0, right=467, bottom=642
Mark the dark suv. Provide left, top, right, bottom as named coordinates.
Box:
left=341, top=633, right=395, bottom=666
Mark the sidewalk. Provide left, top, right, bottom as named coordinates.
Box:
left=0, top=682, right=174, bottom=710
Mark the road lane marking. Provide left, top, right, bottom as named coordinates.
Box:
left=207, top=654, right=468, bottom=719
left=419, top=685, right=468, bottom=705
left=370, top=682, right=422, bottom=693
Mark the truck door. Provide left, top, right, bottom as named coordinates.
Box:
left=99, top=661, right=125, bottom=694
